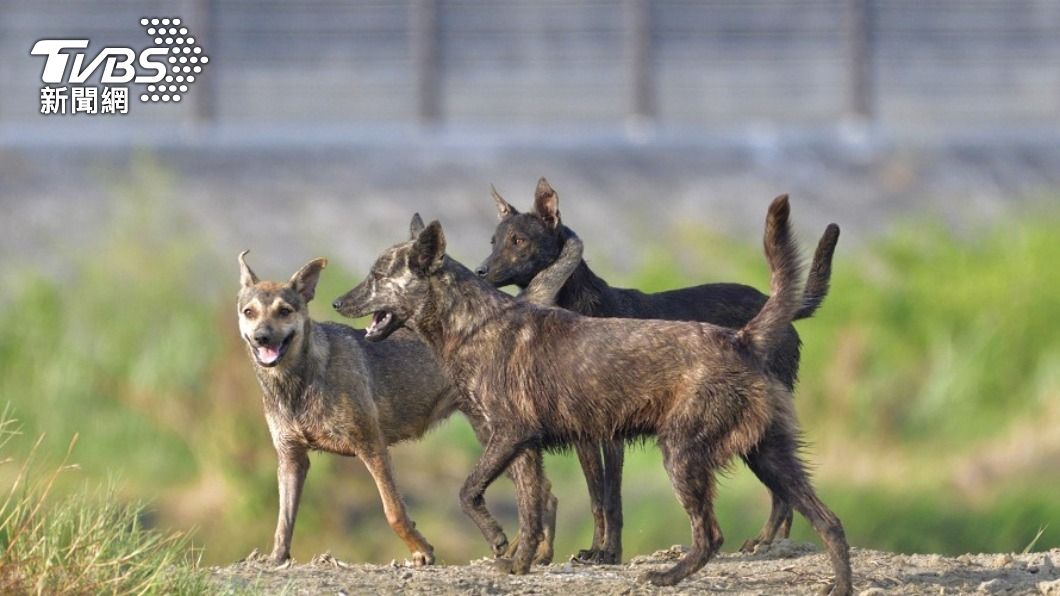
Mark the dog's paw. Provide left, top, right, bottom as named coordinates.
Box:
left=638, top=569, right=682, bottom=587
left=410, top=551, right=435, bottom=566
left=490, top=535, right=510, bottom=558
left=263, top=548, right=293, bottom=569
left=739, top=537, right=765, bottom=554
left=270, top=558, right=294, bottom=571
left=573, top=548, right=620, bottom=565
left=817, top=579, right=852, bottom=596
left=509, top=547, right=535, bottom=575
left=533, top=544, right=554, bottom=566
left=492, top=557, right=514, bottom=575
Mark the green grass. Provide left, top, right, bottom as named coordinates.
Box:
left=0, top=181, right=1057, bottom=568
left=0, top=409, right=207, bottom=594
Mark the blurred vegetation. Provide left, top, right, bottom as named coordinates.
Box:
left=0, top=175, right=1057, bottom=568
left=0, top=408, right=206, bottom=593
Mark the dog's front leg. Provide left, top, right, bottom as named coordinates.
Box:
left=599, top=438, right=625, bottom=564
left=573, top=440, right=606, bottom=562
left=462, top=407, right=513, bottom=558
left=270, top=443, right=309, bottom=566
left=503, top=448, right=546, bottom=572
left=459, top=432, right=530, bottom=572
left=360, top=446, right=435, bottom=566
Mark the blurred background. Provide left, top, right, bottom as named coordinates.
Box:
left=1, top=0, right=1058, bottom=568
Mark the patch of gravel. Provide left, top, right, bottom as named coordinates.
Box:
left=209, top=541, right=1060, bottom=595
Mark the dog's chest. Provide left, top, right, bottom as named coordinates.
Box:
left=290, top=418, right=359, bottom=456
left=264, top=396, right=360, bottom=457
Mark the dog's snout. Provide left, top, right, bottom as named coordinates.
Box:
left=475, top=265, right=489, bottom=277
left=332, top=299, right=343, bottom=310
left=253, top=331, right=271, bottom=346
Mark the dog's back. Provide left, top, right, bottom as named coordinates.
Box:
left=290, top=322, right=458, bottom=449
left=557, top=277, right=800, bottom=388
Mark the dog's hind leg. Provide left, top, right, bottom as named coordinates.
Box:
left=742, top=424, right=852, bottom=595
left=360, top=446, right=435, bottom=566
left=460, top=431, right=539, bottom=574
left=535, top=473, right=558, bottom=564
left=738, top=487, right=793, bottom=553
left=270, top=444, right=309, bottom=566
left=740, top=423, right=795, bottom=552
left=640, top=438, right=723, bottom=586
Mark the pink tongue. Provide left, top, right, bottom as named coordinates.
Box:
left=257, top=345, right=280, bottom=364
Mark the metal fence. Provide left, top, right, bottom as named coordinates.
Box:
left=2, top=0, right=1060, bottom=134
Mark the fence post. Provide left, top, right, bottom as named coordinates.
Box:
left=626, top=0, right=655, bottom=124
left=189, top=0, right=216, bottom=126
left=846, top=0, right=874, bottom=121
left=411, top=0, right=441, bottom=126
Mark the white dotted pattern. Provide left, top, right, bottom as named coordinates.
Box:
left=139, top=17, right=207, bottom=103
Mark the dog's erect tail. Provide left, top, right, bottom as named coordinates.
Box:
left=794, top=223, right=840, bottom=320
left=737, top=194, right=805, bottom=362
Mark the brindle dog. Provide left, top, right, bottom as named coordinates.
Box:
left=476, top=178, right=839, bottom=563
left=333, top=197, right=851, bottom=592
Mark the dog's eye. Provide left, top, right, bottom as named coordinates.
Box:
left=277, top=307, right=293, bottom=317
left=512, top=236, right=522, bottom=246
left=242, top=308, right=255, bottom=318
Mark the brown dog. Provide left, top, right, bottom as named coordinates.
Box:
left=237, top=215, right=585, bottom=567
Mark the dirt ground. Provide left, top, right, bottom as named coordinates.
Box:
left=209, top=540, right=1060, bottom=595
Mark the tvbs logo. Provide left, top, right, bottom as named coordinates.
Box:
left=32, top=40, right=168, bottom=85
left=31, top=17, right=208, bottom=115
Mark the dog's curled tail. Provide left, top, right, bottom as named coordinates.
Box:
left=794, top=223, right=840, bottom=320
left=736, top=194, right=805, bottom=362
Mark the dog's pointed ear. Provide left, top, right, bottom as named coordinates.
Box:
left=409, top=212, right=426, bottom=240
left=411, top=220, right=446, bottom=274
left=239, top=250, right=260, bottom=288
left=491, top=185, right=518, bottom=220
left=533, top=177, right=560, bottom=228
left=288, top=257, right=328, bottom=303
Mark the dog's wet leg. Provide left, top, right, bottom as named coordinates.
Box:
left=744, top=428, right=852, bottom=595
left=361, top=446, right=435, bottom=566
left=459, top=431, right=531, bottom=568
left=464, top=408, right=534, bottom=562
left=505, top=463, right=557, bottom=565
left=738, top=485, right=793, bottom=553
left=599, top=438, right=625, bottom=564
left=537, top=477, right=558, bottom=564
left=505, top=448, right=546, bottom=573
left=270, top=444, right=309, bottom=566
left=573, top=440, right=606, bottom=562
left=740, top=423, right=795, bottom=552
left=640, top=439, right=722, bottom=587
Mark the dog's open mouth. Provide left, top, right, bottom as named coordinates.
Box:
left=365, top=310, right=395, bottom=341
left=254, top=333, right=293, bottom=367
